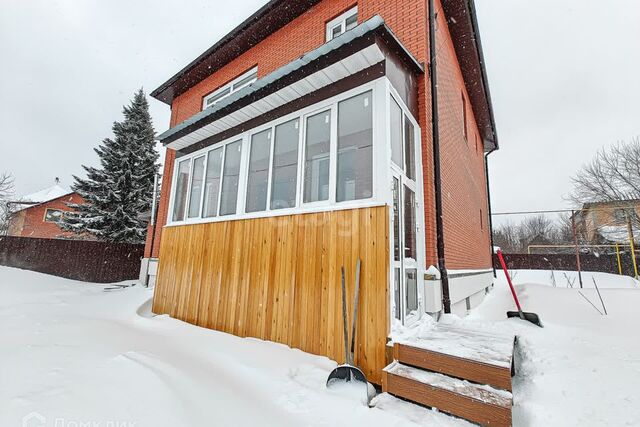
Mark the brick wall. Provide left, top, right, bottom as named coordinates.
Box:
left=148, top=0, right=493, bottom=272
left=7, top=193, right=88, bottom=240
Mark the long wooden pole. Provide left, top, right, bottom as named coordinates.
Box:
left=571, top=211, right=584, bottom=288
left=615, top=243, right=623, bottom=275
left=627, top=214, right=638, bottom=278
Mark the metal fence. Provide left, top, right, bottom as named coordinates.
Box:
left=0, top=236, right=144, bottom=283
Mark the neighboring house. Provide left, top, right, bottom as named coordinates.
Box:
left=143, top=0, right=498, bottom=385
left=6, top=183, right=85, bottom=239
left=574, top=199, right=640, bottom=245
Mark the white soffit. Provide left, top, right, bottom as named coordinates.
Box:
left=167, top=43, right=385, bottom=151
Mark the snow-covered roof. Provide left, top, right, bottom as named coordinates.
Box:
left=12, top=184, right=73, bottom=212
left=599, top=225, right=640, bottom=244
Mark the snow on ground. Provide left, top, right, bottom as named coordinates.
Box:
left=501, top=268, right=639, bottom=290
left=2, top=265, right=639, bottom=426
left=462, top=270, right=640, bottom=426
left=0, top=266, right=462, bottom=427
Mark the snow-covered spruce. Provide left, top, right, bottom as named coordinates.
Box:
left=60, top=89, right=159, bottom=244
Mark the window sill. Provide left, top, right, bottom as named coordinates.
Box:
left=165, top=198, right=388, bottom=228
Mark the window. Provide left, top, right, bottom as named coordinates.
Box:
left=390, top=97, right=403, bottom=167
left=172, top=159, right=191, bottom=221
left=203, top=67, right=258, bottom=109
left=392, top=177, right=400, bottom=261
left=246, top=129, right=272, bottom=213
left=404, top=115, right=416, bottom=180
left=303, top=110, right=331, bottom=203
left=404, top=185, right=416, bottom=260
left=170, top=87, right=379, bottom=224
left=390, top=95, right=416, bottom=180
left=187, top=156, right=205, bottom=218
left=271, top=119, right=300, bottom=210
left=219, top=140, right=243, bottom=215
left=337, top=91, right=373, bottom=202
left=44, top=209, right=63, bottom=223
left=405, top=269, right=418, bottom=315
left=462, top=91, right=468, bottom=142
left=480, top=209, right=484, bottom=229
left=202, top=147, right=223, bottom=218
left=326, top=6, right=358, bottom=41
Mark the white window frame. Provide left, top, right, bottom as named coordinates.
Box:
left=386, top=82, right=426, bottom=326
left=325, top=6, right=358, bottom=41
left=202, top=67, right=258, bottom=110
left=167, top=78, right=387, bottom=227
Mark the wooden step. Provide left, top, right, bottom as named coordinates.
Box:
left=383, top=361, right=512, bottom=427
left=394, top=325, right=515, bottom=391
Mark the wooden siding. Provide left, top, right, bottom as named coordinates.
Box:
left=152, top=206, right=390, bottom=384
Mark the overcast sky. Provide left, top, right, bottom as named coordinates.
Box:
left=1, top=0, right=639, bottom=218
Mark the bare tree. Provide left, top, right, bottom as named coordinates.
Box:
left=494, top=214, right=569, bottom=253
left=570, top=136, right=640, bottom=203
left=0, top=172, right=15, bottom=235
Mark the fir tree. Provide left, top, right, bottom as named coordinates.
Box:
left=61, top=89, right=159, bottom=243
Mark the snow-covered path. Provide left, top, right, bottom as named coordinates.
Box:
left=1, top=265, right=639, bottom=426
left=0, top=266, right=461, bottom=427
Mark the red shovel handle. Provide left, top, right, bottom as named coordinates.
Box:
left=497, top=250, right=524, bottom=312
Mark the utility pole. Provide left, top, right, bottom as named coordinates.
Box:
left=571, top=210, right=584, bottom=288
left=627, top=211, right=638, bottom=279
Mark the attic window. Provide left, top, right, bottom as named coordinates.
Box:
left=44, top=209, right=64, bottom=223
left=326, top=6, right=358, bottom=41
left=202, top=67, right=258, bottom=109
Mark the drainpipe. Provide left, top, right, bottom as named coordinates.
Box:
left=428, top=0, right=451, bottom=314
left=485, top=148, right=497, bottom=278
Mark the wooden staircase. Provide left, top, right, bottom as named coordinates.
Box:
left=382, top=325, right=516, bottom=427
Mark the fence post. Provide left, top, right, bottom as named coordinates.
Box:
left=571, top=210, right=584, bottom=288
left=615, top=243, right=623, bottom=275
left=627, top=213, right=638, bottom=279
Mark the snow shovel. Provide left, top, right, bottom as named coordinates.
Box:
left=326, top=260, right=369, bottom=393
left=497, top=250, right=543, bottom=327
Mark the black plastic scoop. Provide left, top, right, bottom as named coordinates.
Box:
left=497, top=250, right=543, bottom=328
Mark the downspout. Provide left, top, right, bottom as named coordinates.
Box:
left=428, top=0, right=451, bottom=314
left=484, top=148, right=497, bottom=277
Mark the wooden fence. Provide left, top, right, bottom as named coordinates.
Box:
left=0, top=236, right=144, bottom=283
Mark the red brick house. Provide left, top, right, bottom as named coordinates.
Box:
left=142, top=0, right=499, bottom=392
left=7, top=184, right=85, bottom=239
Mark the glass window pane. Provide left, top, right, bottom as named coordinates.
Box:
left=202, top=147, right=223, bottom=218
left=303, top=110, right=331, bottom=203
left=345, top=13, right=358, bottom=31
left=45, top=209, right=63, bottom=222
left=331, top=24, right=342, bottom=40
left=246, top=129, right=272, bottom=213
left=270, top=119, right=299, bottom=210
left=219, top=140, right=242, bottom=216
left=172, top=159, right=190, bottom=221
left=394, top=268, right=401, bottom=320
left=404, top=185, right=416, bottom=260
left=404, top=115, right=416, bottom=180
left=393, top=177, right=400, bottom=261
left=205, top=87, right=231, bottom=107
left=187, top=156, right=205, bottom=218
left=232, top=71, right=258, bottom=91
left=405, top=268, right=418, bottom=314
left=390, top=97, right=403, bottom=167
left=337, top=91, right=373, bottom=202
